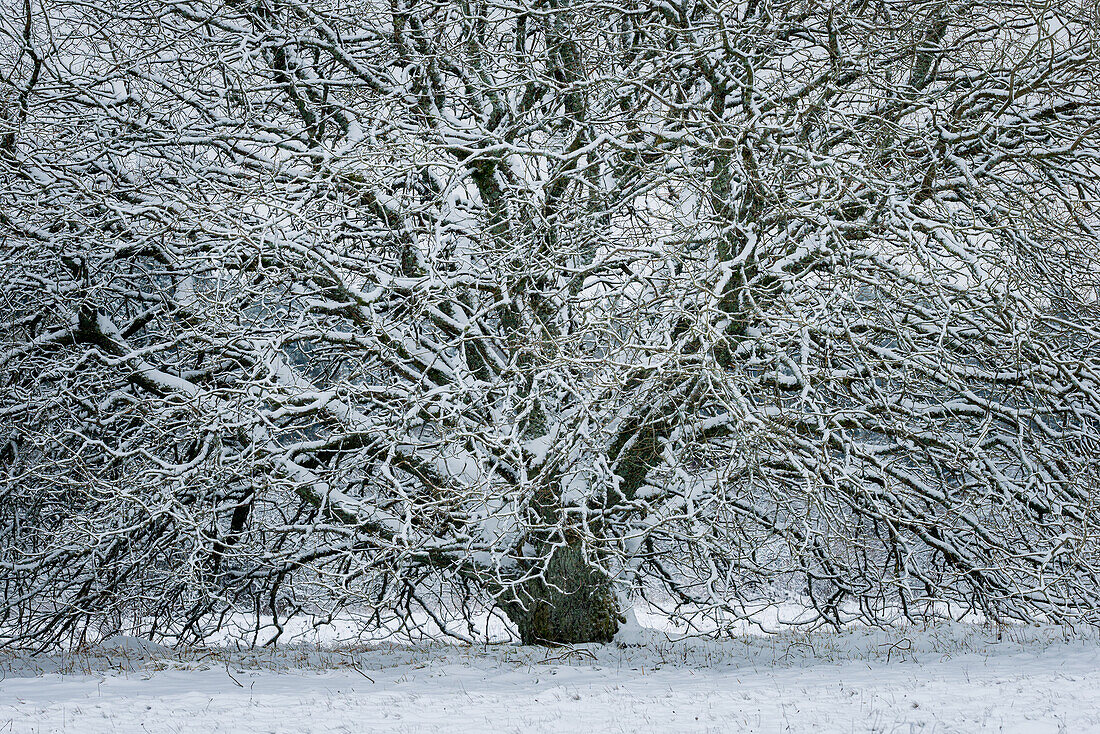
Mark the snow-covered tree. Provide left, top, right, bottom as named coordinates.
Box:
left=3, top=0, right=1100, bottom=646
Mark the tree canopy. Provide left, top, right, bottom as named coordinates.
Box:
left=2, top=0, right=1100, bottom=646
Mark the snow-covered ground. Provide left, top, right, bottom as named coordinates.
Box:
left=3, top=623, right=1099, bottom=733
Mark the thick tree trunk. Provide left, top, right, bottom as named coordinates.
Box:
left=501, top=540, right=621, bottom=645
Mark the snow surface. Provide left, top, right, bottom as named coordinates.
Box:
left=3, top=623, right=1099, bottom=733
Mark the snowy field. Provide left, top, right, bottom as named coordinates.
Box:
left=3, top=622, right=1100, bottom=733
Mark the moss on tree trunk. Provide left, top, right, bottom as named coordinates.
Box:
left=501, top=540, right=621, bottom=645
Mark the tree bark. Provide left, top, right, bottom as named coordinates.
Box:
left=501, top=539, right=621, bottom=645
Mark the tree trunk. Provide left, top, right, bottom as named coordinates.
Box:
left=501, top=540, right=621, bottom=645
